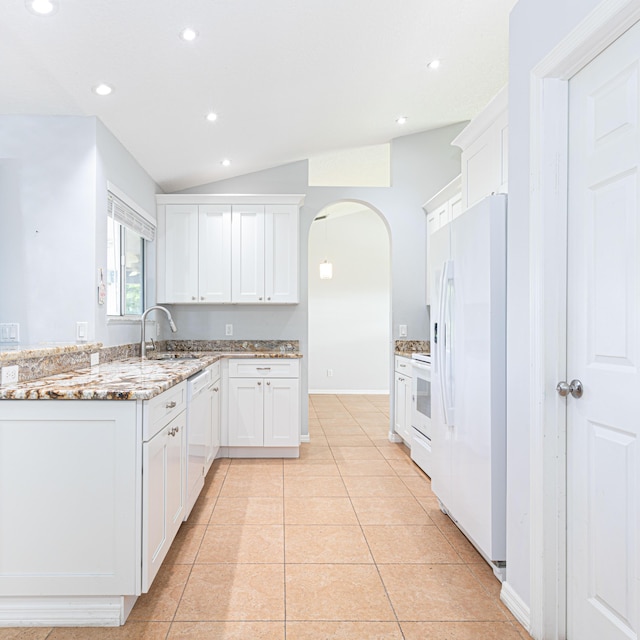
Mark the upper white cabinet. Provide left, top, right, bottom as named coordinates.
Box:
left=452, top=85, right=508, bottom=210
left=157, top=195, right=304, bottom=304
left=423, top=175, right=461, bottom=305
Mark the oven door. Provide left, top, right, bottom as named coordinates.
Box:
left=411, top=361, right=431, bottom=438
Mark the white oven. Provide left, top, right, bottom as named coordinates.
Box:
left=410, top=353, right=432, bottom=476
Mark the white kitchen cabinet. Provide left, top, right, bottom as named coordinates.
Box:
left=227, top=359, right=300, bottom=452
left=423, top=175, right=462, bottom=305
left=232, top=204, right=299, bottom=303
left=158, top=203, right=232, bottom=303
left=205, top=362, right=221, bottom=473
left=394, top=356, right=413, bottom=446
left=452, top=85, right=508, bottom=210
left=142, top=407, right=186, bottom=591
left=157, top=194, right=304, bottom=305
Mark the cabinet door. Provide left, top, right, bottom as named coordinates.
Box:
left=163, top=204, right=199, bottom=303
left=205, top=380, right=221, bottom=471
left=425, top=212, right=437, bottom=305
left=394, top=372, right=407, bottom=439
left=228, top=378, right=264, bottom=446
left=265, top=204, right=298, bottom=303
left=232, top=205, right=265, bottom=303
left=199, top=205, right=232, bottom=302
left=264, top=377, right=300, bottom=446
left=142, top=410, right=186, bottom=592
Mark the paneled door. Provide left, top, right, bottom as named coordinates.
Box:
left=566, top=20, right=640, bottom=640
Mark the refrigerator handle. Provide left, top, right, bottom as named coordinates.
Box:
left=441, top=260, right=455, bottom=426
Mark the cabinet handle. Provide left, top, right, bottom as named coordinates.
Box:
left=257, top=381, right=262, bottom=386
left=192, top=296, right=196, bottom=301
left=200, top=296, right=204, bottom=300
left=266, top=381, right=271, bottom=386
left=267, top=297, right=271, bottom=301
left=213, top=387, right=219, bottom=392
left=256, top=367, right=271, bottom=371
left=259, top=297, right=263, bottom=301
left=165, top=401, right=177, bottom=409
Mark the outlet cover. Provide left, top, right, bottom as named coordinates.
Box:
left=0, top=323, right=20, bottom=343
left=399, top=324, right=408, bottom=337
left=1, top=365, right=19, bottom=385
left=225, top=324, right=233, bottom=336
left=90, top=352, right=100, bottom=367
left=76, top=321, right=88, bottom=342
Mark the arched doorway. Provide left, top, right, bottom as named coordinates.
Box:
left=307, top=201, right=391, bottom=394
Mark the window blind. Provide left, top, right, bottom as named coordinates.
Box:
left=108, top=191, right=156, bottom=241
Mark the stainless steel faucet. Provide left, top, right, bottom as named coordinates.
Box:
left=140, top=305, right=178, bottom=358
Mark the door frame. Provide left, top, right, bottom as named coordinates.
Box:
left=528, top=1, right=640, bottom=638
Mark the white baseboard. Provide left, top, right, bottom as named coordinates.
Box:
left=0, top=596, right=135, bottom=627
left=308, top=389, right=390, bottom=395
left=500, top=581, right=531, bottom=633
left=220, top=446, right=299, bottom=458
left=300, top=434, right=310, bottom=443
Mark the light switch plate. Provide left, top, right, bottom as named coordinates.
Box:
left=399, top=324, right=408, bottom=337
left=76, top=321, right=88, bottom=342
left=225, top=324, right=233, bottom=336
left=0, top=323, right=20, bottom=343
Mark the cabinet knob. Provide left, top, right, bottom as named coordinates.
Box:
left=267, top=297, right=271, bottom=301
left=213, top=387, right=219, bottom=392
left=165, top=401, right=177, bottom=409
left=200, top=296, right=204, bottom=300
left=266, top=381, right=271, bottom=386
left=257, top=381, right=262, bottom=386
left=259, top=297, right=263, bottom=301
left=192, top=296, right=196, bottom=301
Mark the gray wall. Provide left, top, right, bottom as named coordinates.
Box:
left=506, top=0, right=603, bottom=611
left=172, top=123, right=466, bottom=434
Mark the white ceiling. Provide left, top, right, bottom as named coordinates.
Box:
left=1, top=0, right=517, bottom=192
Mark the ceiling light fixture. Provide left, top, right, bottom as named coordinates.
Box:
left=427, top=59, right=441, bottom=70
left=396, top=116, right=408, bottom=125
left=221, top=159, right=231, bottom=167
left=206, top=112, right=218, bottom=122
left=179, top=27, right=198, bottom=42
left=93, top=83, right=113, bottom=96
left=26, top=0, right=57, bottom=15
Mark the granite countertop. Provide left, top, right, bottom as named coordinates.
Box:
left=0, top=351, right=301, bottom=401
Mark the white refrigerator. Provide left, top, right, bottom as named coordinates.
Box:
left=430, top=194, right=507, bottom=569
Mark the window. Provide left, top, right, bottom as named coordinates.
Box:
left=106, top=187, right=155, bottom=317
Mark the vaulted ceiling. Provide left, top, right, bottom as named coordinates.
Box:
left=2, top=0, right=517, bottom=192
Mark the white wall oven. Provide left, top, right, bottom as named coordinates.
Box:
left=410, top=353, right=432, bottom=476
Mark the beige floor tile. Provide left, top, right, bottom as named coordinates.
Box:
left=186, top=494, right=218, bottom=525
left=400, top=621, right=525, bottom=639
left=331, top=446, right=384, bottom=461
left=168, top=621, right=285, bottom=639
left=286, top=564, right=395, bottom=621
left=379, top=564, right=507, bottom=621
left=325, top=435, right=374, bottom=447
left=385, top=458, right=424, bottom=476
left=164, top=523, right=207, bottom=564
left=219, top=474, right=284, bottom=497
left=343, top=475, right=413, bottom=497
left=210, top=497, right=283, bottom=525
left=175, top=564, right=285, bottom=621
left=350, top=496, right=432, bottom=525
left=285, top=525, right=373, bottom=563
left=283, top=476, right=347, bottom=497
left=401, top=475, right=435, bottom=497
left=284, top=497, right=358, bottom=525
left=228, top=458, right=284, bottom=468
left=287, top=445, right=333, bottom=461
left=128, top=564, right=191, bottom=621
left=337, top=459, right=396, bottom=476
left=0, top=631, right=54, bottom=640
left=376, top=444, right=411, bottom=460
left=286, top=621, right=403, bottom=639
left=46, top=623, right=170, bottom=640
left=437, top=521, right=485, bottom=564
left=283, top=461, right=340, bottom=477
left=363, top=525, right=461, bottom=563
left=467, top=560, right=503, bottom=598
left=196, top=524, right=283, bottom=563
left=308, top=434, right=329, bottom=446
left=321, top=425, right=367, bottom=436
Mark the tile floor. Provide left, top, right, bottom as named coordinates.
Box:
left=1, top=394, right=531, bottom=640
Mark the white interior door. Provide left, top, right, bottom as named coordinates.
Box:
left=567, top=20, right=640, bottom=640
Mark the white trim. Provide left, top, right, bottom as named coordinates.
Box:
left=0, top=596, right=136, bottom=627
left=528, top=2, right=640, bottom=638
left=300, top=434, right=310, bottom=443
left=156, top=193, right=306, bottom=207
left=308, top=389, right=390, bottom=395
left=451, top=85, right=508, bottom=150
left=501, top=582, right=531, bottom=633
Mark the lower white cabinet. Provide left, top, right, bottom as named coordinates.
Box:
left=227, top=359, right=300, bottom=450
left=205, top=366, right=221, bottom=472
left=394, top=356, right=413, bottom=445
left=142, top=408, right=186, bottom=591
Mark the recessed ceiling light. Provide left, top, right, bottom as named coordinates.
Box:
left=180, top=27, right=198, bottom=42
left=206, top=112, right=218, bottom=122
left=396, top=116, right=408, bottom=125
left=26, top=0, right=57, bottom=15
left=221, top=159, right=231, bottom=167
left=427, top=59, right=441, bottom=70
left=93, top=83, right=113, bottom=96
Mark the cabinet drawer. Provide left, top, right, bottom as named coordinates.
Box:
left=144, top=381, right=187, bottom=441
left=395, top=356, right=412, bottom=375
left=208, top=360, right=221, bottom=381
left=228, top=359, right=299, bottom=379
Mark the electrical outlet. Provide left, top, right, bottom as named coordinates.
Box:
left=327, top=369, right=333, bottom=377
left=1, top=365, right=19, bottom=385
left=90, top=352, right=100, bottom=367
left=225, top=324, right=233, bottom=336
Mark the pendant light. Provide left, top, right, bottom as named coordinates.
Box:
left=319, top=215, right=333, bottom=280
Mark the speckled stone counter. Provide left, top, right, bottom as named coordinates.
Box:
left=0, top=341, right=301, bottom=400
left=394, top=339, right=430, bottom=357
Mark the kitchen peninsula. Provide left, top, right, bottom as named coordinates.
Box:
left=0, top=340, right=301, bottom=627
